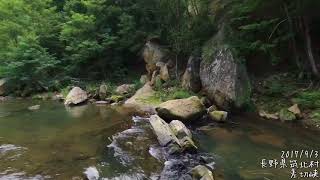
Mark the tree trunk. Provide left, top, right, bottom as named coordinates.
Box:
left=303, top=16, right=320, bottom=78
left=284, top=3, right=301, bottom=70
left=175, top=54, right=179, bottom=80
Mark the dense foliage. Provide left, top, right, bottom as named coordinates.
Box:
left=0, top=0, right=319, bottom=93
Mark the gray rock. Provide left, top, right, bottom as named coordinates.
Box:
left=189, top=165, right=214, bottom=180
left=149, top=115, right=180, bottom=147
left=64, top=87, right=88, bottom=106
left=99, top=84, right=108, bottom=100
left=115, top=84, right=135, bottom=95
left=95, top=101, right=110, bottom=105
left=140, top=75, right=149, bottom=84
left=182, top=56, right=202, bottom=93
left=169, top=120, right=192, bottom=139
left=28, top=105, right=40, bottom=111
left=156, top=96, right=206, bottom=122
left=200, top=28, right=251, bottom=110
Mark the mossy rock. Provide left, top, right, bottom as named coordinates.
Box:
left=110, top=95, right=124, bottom=102
left=279, top=109, right=296, bottom=121
left=209, top=111, right=228, bottom=122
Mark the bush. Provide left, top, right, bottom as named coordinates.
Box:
left=293, top=91, right=320, bottom=109
left=0, top=34, right=60, bottom=92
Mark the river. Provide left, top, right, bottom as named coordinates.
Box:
left=0, top=100, right=319, bottom=179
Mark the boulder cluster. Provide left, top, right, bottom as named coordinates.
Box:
left=149, top=115, right=215, bottom=180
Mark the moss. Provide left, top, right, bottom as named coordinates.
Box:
left=60, top=86, right=71, bottom=98
left=139, top=95, right=162, bottom=106
left=110, top=95, right=124, bottom=102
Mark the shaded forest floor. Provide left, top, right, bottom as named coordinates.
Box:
left=252, top=72, right=320, bottom=128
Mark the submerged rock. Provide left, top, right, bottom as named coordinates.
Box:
left=259, top=111, right=279, bottom=120
left=209, top=111, right=228, bottom=123
left=156, top=96, right=206, bottom=122
left=64, top=87, right=88, bottom=106
left=106, top=116, right=216, bottom=180
left=28, top=105, right=40, bottom=111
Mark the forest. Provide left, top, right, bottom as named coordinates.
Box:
left=0, top=0, right=319, bottom=89
left=1, top=0, right=320, bottom=179
left=0, top=0, right=320, bottom=123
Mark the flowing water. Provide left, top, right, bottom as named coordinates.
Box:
left=0, top=100, right=319, bottom=179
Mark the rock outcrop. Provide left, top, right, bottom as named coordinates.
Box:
left=64, top=87, right=88, bottom=106
left=200, top=27, right=251, bottom=110
left=143, top=39, right=169, bottom=77
left=182, top=56, right=202, bottom=93
left=140, top=75, right=148, bottom=84
left=156, top=96, right=206, bottom=122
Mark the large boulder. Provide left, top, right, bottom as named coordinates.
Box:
left=200, top=27, right=251, bottom=110
left=149, top=115, right=181, bottom=146
left=64, top=87, right=88, bottom=106
left=150, top=115, right=197, bottom=154
left=182, top=56, right=202, bottom=93
left=156, top=96, right=206, bottom=122
left=124, top=83, right=158, bottom=114
left=169, top=120, right=192, bottom=139
left=142, top=39, right=169, bottom=76
left=0, top=78, right=8, bottom=96
left=115, top=84, right=135, bottom=95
